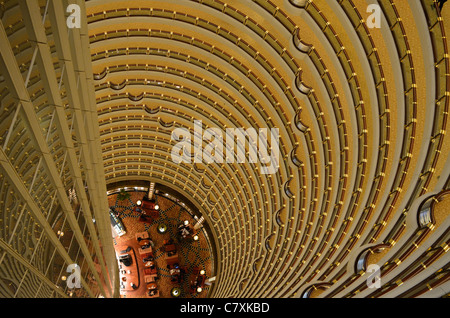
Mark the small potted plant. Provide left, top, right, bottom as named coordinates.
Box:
left=117, top=189, right=130, bottom=202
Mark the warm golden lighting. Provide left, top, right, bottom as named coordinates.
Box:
left=1, top=0, right=447, bottom=300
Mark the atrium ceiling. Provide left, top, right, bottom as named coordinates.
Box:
left=0, top=0, right=449, bottom=298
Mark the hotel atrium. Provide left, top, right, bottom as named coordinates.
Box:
left=0, top=0, right=449, bottom=299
